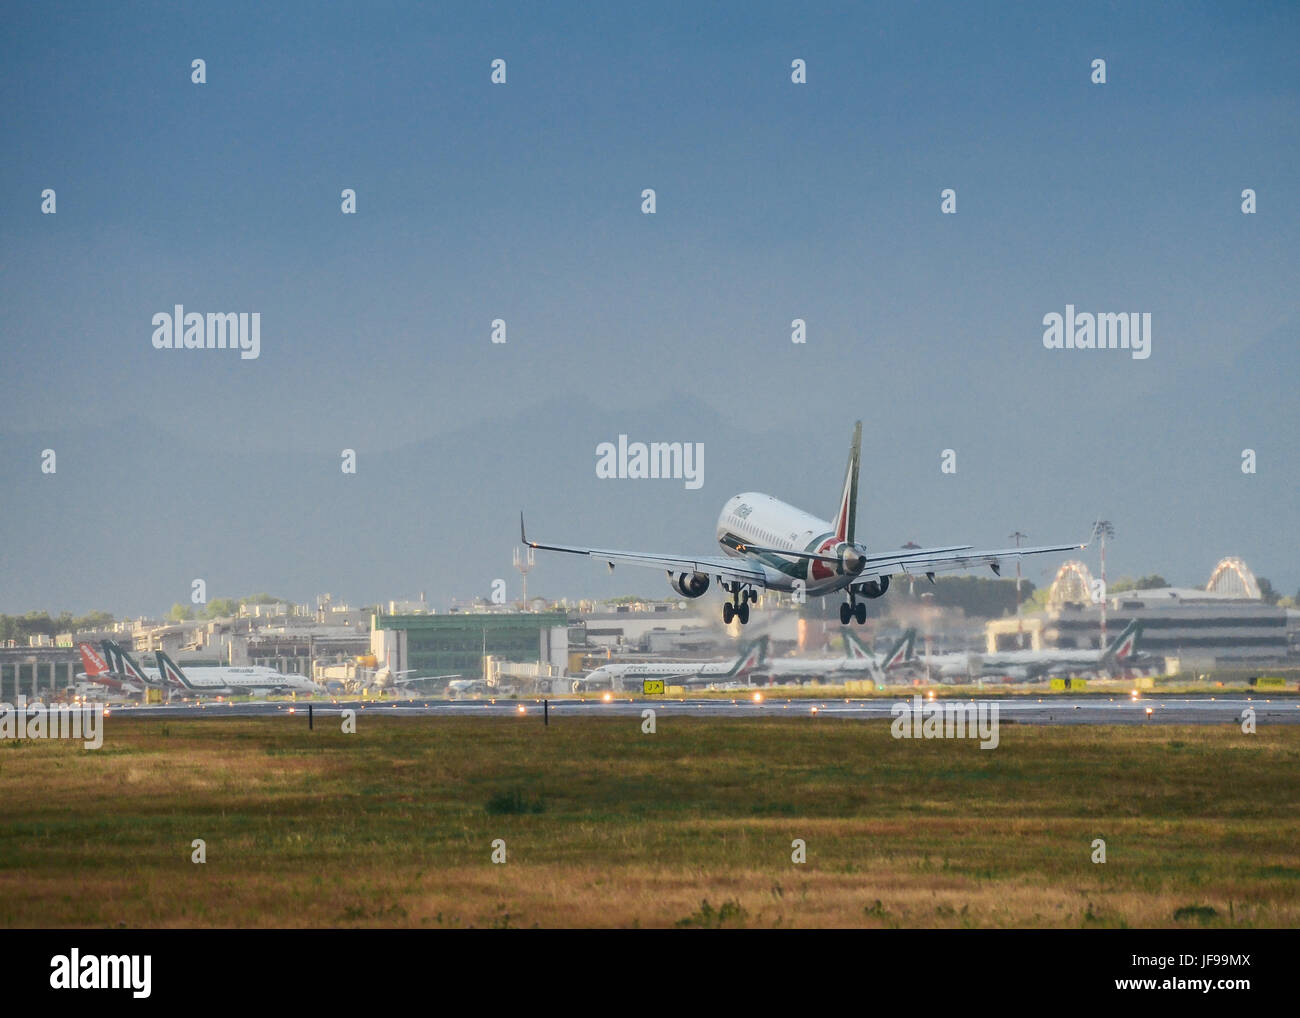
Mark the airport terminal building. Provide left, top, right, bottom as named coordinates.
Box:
left=370, top=611, right=571, bottom=680
left=987, top=587, right=1291, bottom=668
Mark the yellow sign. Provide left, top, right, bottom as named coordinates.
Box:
left=1049, top=678, right=1067, bottom=691
left=642, top=679, right=665, bottom=695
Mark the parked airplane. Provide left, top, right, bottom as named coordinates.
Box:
left=100, top=640, right=163, bottom=690
left=846, top=629, right=917, bottom=671
left=369, top=652, right=461, bottom=692
left=581, top=639, right=767, bottom=692
left=76, top=642, right=145, bottom=695
left=154, top=651, right=323, bottom=696
left=905, top=620, right=1145, bottom=682
left=446, top=678, right=494, bottom=698
left=755, top=629, right=916, bottom=683
left=522, top=422, right=1082, bottom=626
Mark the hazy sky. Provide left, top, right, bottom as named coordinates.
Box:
left=2, top=1, right=1297, bottom=615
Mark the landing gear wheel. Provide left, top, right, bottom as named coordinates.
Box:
left=737, top=602, right=750, bottom=625
left=723, top=602, right=735, bottom=624
left=747, top=589, right=758, bottom=603
left=855, top=602, right=867, bottom=625
left=839, top=602, right=852, bottom=625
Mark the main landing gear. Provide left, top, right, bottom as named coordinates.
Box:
left=722, top=583, right=758, bottom=625
left=842, top=576, right=889, bottom=623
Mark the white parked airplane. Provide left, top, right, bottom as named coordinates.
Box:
left=366, top=649, right=461, bottom=692
left=522, top=421, right=1083, bottom=626
left=100, top=640, right=162, bottom=689
left=906, top=619, right=1146, bottom=682
left=582, top=639, right=767, bottom=692
left=76, top=642, right=146, bottom=696
left=753, top=629, right=916, bottom=683
left=154, top=651, right=323, bottom=696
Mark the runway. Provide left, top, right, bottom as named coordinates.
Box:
left=108, top=694, right=1300, bottom=725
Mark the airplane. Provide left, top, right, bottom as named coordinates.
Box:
left=154, top=651, right=324, bottom=696
left=846, top=628, right=917, bottom=671
left=75, top=642, right=145, bottom=696
left=904, top=619, right=1145, bottom=682
left=581, top=638, right=767, bottom=692
left=522, top=421, right=1084, bottom=626
left=100, top=640, right=164, bottom=691
left=754, top=629, right=916, bottom=684
left=446, top=678, right=494, bottom=698
left=368, top=652, right=461, bottom=693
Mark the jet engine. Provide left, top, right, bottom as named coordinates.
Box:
left=859, top=576, right=890, bottom=599
left=668, top=570, right=711, bottom=598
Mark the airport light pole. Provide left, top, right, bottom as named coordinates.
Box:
left=513, top=546, right=535, bottom=609
left=1009, top=531, right=1027, bottom=647
left=1091, top=520, right=1115, bottom=651
left=920, top=591, right=935, bottom=685
left=902, top=541, right=921, bottom=596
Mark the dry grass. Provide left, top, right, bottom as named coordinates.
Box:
left=0, top=716, right=1296, bottom=927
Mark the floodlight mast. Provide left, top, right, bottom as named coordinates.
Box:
left=513, top=546, right=535, bottom=608
left=1010, top=531, right=1028, bottom=647
left=1091, top=520, right=1115, bottom=649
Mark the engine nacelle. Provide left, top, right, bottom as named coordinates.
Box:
left=668, top=570, right=711, bottom=598
left=859, top=576, right=890, bottom=599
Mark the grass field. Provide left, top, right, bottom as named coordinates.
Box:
left=1, top=715, right=1297, bottom=928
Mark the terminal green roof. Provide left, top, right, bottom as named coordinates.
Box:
left=373, top=612, right=569, bottom=630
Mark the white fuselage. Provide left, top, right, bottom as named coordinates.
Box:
left=715, top=493, right=850, bottom=595
left=758, top=655, right=882, bottom=680
left=917, top=647, right=1120, bottom=681
left=172, top=665, right=317, bottom=694
left=587, top=660, right=742, bottom=686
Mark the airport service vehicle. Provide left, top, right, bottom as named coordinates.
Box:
left=523, top=422, right=1082, bottom=626
left=581, top=638, right=767, bottom=692
left=906, top=619, right=1145, bottom=682
left=754, top=629, right=916, bottom=683
left=154, top=651, right=323, bottom=696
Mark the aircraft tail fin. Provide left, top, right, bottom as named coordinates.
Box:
left=830, top=421, right=862, bottom=544
left=728, top=636, right=768, bottom=676
left=154, top=651, right=194, bottom=690
left=842, top=630, right=875, bottom=661
left=77, top=642, right=111, bottom=678
left=101, top=639, right=159, bottom=687
left=882, top=628, right=917, bottom=669
left=1102, top=619, right=1142, bottom=664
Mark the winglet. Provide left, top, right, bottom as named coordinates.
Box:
left=520, top=512, right=529, bottom=546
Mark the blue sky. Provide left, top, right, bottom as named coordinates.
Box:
left=1, top=1, right=1297, bottom=613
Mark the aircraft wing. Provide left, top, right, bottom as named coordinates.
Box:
left=522, top=515, right=768, bottom=586
left=861, top=541, right=1086, bottom=580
